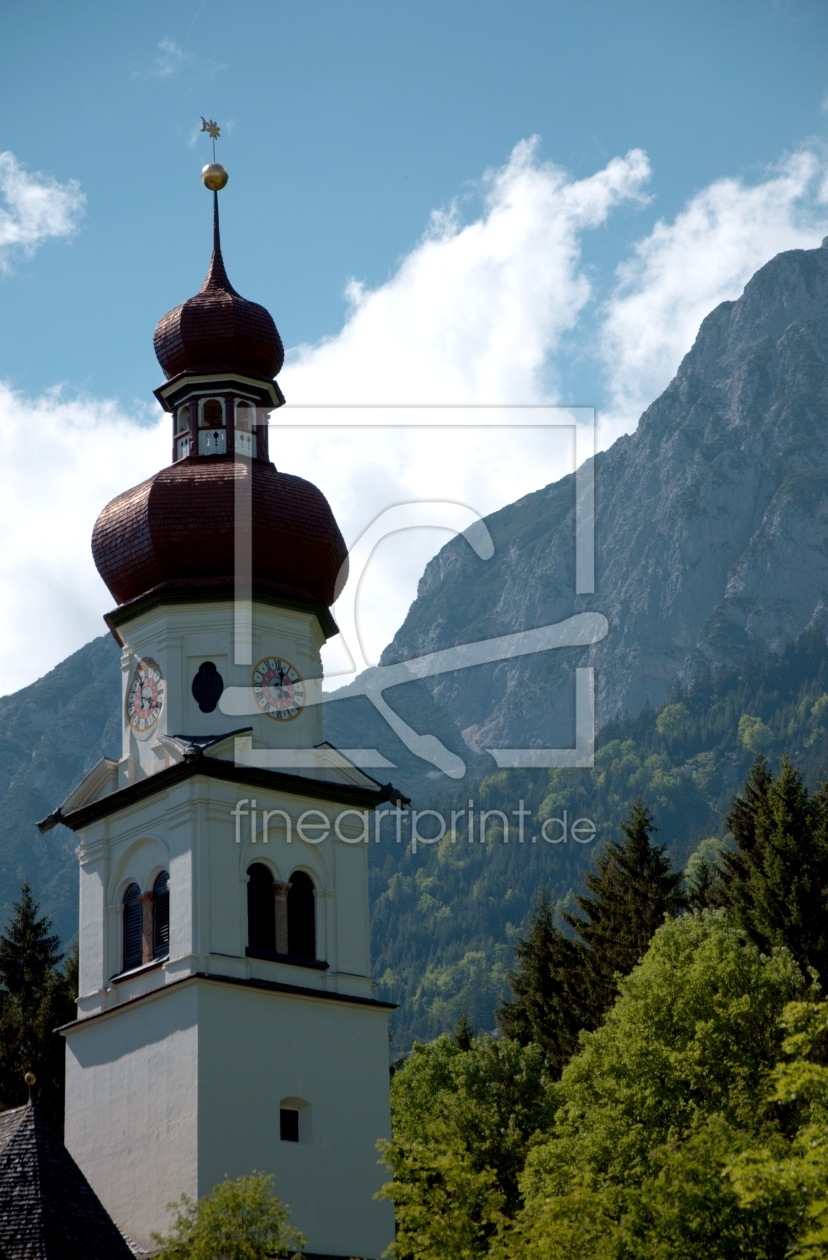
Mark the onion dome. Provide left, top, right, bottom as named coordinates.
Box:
left=92, top=459, right=348, bottom=611
left=153, top=197, right=284, bottom=382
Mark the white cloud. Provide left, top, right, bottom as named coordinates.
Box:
left=0, top=382, right=167, bottom=696
left=0, top=153, right=85, bottom=271
left=600, top=148, right=828, bottom=442
left=287, top=138, right=651, bottom=404
left=139, top=37, right=190, bottom=79
left=133, top=37, right=223, bottom=82
left=5, top=139, right=828, bottom=697
left=284, top=140, right=651, bottom=674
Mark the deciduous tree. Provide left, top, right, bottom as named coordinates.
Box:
left=152, top=1172, right=305, bottom=1260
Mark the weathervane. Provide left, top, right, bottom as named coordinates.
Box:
left=200, top=117, right=228, bottom=191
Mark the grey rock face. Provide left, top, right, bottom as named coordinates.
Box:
left=380, top=244, right=828, bottom=751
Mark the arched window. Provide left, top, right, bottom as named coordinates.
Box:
left=287, top=871, right=315, bottom=960
left=176, top=405, right=190, bottom=433
left=247, top=863, right=275, bottom=951
left=152, top=871, right=169, bottom=960
left=123, top=883, right=142, bottom=972
left=202, top=398, right=223, bottom=427
left=236, top=401, right=254, bottom=432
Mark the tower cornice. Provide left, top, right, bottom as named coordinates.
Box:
left=39, top=753, right=409, bottom=835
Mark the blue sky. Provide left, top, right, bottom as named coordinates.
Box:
left=3, top=0, right=828, bottom=407
left=3, top=0, right=828, bottom=694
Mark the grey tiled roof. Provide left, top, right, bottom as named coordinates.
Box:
left=0, top=1103, right=134, bottom=1259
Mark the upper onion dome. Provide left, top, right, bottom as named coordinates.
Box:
left=153, top=198, right=284, bottom=382
left=92, top=459, right=348, bottom=611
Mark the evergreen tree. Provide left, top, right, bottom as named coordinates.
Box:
left=565, top=798, right=685, bottom=1024
left=496, top=890, right=584, bottom=1075
left=685, top=837, right=729, bottom=912
left=0, top=883, right=77, bottom=1131
left=452, top=1007, right=476, bottom=1051
left=723, top=755, right=828, bottom=981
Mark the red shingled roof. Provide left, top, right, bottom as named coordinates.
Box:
left=92, top=457, right=349, bottom=608
left=153, top=196, right=284, bottom=383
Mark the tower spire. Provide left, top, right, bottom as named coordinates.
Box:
left=200, top=188, right=233, bottom=293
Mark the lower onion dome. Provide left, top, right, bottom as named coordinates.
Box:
left=92, top=458, right=348, bottom=610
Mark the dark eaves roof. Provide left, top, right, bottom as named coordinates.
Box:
left=38, top=750, right=410, bottom=835
left=0, top=1102, right=133, bottom=1260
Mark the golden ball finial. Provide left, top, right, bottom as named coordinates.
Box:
left=202, top=163, right=229, bottom=191
left=24, top=1072, right=36, bottom=1086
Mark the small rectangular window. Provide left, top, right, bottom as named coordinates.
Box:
left=280, top=1108, right=299, bottom=1142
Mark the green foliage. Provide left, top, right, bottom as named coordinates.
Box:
left=723, top=755, right=828, bottom=981
left=739, top=714, right=774, bottom=753
left=729, top=1000, right=828, bottom=1258
left=495, top=889, right=584, bottom=1075
left=564, top=798, right=685, bottom=1024
left=685, top=835, right=730, bottom=910
left=151, top=1172, right=305, bottom=1260
left=655, top=701, right=690, bottom=740
left=380, top=1032, right=555, bottom=1255
left=374, top=627, right=828, bottom=1048
left=0, top=883, right=77, bottom=1131
left=501, top=913, right=809, bottom=1258
left=378, top=1124, right=505, bottom=1260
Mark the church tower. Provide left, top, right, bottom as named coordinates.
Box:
left=43, top=162, right=402, bottom=1259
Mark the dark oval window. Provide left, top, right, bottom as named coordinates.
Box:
left=203, top=398, right=223, bottom=427
left=192, top=661, right=224, bottom=713
left=123, top=883, right=142, bottom=972
left=152, top=871, right=169, bottom=959
left=287, top=871, right=315, bottom=960
left=247, top=863, right=275, bottom=951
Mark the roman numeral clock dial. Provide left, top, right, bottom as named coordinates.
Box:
left=252, top=656, right=305, bottom=721
left=126, top=658, right=165, bottom=732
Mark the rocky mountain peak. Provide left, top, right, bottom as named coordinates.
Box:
left=380, top=241, right=828, bottom=752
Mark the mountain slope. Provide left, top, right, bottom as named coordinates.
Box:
left=0, top=635, right=121, bottom=942
left=379, top=240, right=828, bottom=753
left=4, top=240, right=828, bottom=1042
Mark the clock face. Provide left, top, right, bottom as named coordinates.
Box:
left=127, top=658, right=165, bottom=732
left=252, top=656, right=305, bottom=721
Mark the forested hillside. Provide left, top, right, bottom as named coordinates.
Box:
left=380, top=750, right=828, bottom=1258
left=3, top=624, right=828, bottom=1050
left=373, top=625, right=828, bottom=1047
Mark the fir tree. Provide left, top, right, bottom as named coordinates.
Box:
left=565, top=798, right=685, bottom=1024
left=0, top=883, right=77, bottom=1130
left=452, top=1007, right=476, bottom=1051
left=496, top=889, right=584, bottom=1075
left=723, top=755, right=828, bottom=981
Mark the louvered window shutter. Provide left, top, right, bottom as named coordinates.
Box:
left=287, top=871, right=316, bottom=960
left=153, top=871, right=170, bottom=959
left=247, top=863, right=275, bottom=950
left=123, top=884, right=142, bottom=971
